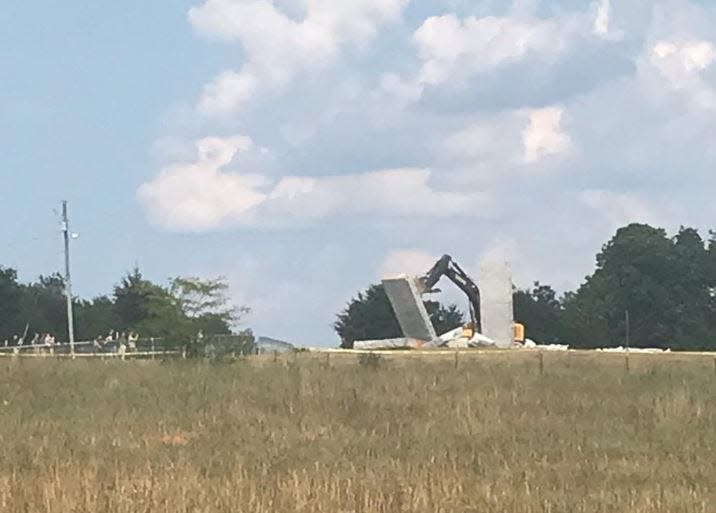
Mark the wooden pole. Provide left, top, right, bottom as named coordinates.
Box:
left=539, top=351, right=544, bottom=376
left=61, top=201, right=76, bottom=359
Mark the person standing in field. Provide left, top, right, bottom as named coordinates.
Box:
left=44, top=333, right=56, bottom=355
left=118, top=339, right=127, bottom=360
left=128, top=331, right=138, bottom=352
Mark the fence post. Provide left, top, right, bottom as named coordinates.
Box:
left=539, top=351, right=544, bottom=376
left=625, top=352, right=630, bottom=374
left=454, top=350, right=459, bottom=370
left=326, top=352, right=331, bottom=368
left=273, top=351, right=278, bottom=363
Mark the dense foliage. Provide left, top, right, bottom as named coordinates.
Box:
left=516, top=224, right=716, bottom=349
left=338, top=224, right=716, bottom=350
left=0, top=267, right=246, bottom=344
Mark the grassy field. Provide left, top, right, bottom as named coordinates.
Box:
left=0, top=352, right=714, bottom=512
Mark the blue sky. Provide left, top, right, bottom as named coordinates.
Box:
left=3, top=0, right=716, bottom=346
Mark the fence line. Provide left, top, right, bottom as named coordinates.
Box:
left=0, top=351, right=181, bottom=359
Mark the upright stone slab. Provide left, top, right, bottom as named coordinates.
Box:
left=382, top=276, right=437, bottom=343
left=479, top=261, right=514, bottom=348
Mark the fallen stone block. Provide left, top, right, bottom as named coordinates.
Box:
left=354, top=338, right=430, bottom=350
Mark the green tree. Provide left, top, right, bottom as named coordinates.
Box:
left=708, top=231, right=716, bottom=332
left=427, top=302, right=464, bottom=337
left=513, top=282, right=563, bottom=343
left=0, top=267, right=23, bottom=340
left=75, top=296, right=118, bottom=341
left=112, top=267, right=167, bottom=330
left=113, top=273, right=247, bottom=346
left=17, top=274, right=67, bottom=340
left=334, top=284, right=464, bottom=348
left=562, top=224, right=714, bottom=350
left=169, top=276, right=248, bottom=335
left=671, top=227, right=711, bottom=347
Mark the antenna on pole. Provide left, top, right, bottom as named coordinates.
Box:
left=62, top=201, right=76, bottom=358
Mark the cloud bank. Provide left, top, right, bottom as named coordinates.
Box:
left=138, top=0, right=716, bottom=345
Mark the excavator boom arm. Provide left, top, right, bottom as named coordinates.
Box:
left=419, top=255, right=481, bottom=331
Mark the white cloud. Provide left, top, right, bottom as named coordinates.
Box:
left=189, top=0, right=407, bottom=46
left=637, top=39, right=716, bottom=110
left=479, top=236, right=519, bottom=267
left=442, top=105, right=571, bottom=179
left=522, top=107, right=571, bottom=163
left=380, top=73, right=424, bottom=105
left=651, top=40, right=716, bottom=78
left=593, top=0, right=610, bottom=36
left=381, top=4, right=614, bottom=107
left=380, top=249, right=437, bottom=278
left=414, top=13, right=565, bottom=87
left=579, top=189, right=663, bottom=232
left=198, top=70, right=259, bottom=117
left=592, top=0, right=624, bottom=40
left=137, top=136, right=267, bottom=231
left=188, top=0, right=409, bottom=116
left=139, top=135, right=488, bottom=231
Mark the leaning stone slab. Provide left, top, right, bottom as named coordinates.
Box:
left=382, top=276, right=437, bottom=342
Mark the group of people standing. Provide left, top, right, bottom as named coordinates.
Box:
left=92, top=330, right=140, bottom=354
left=2, top=332, right=57, bottom=348
left=1, top=329, right=141, bottom=356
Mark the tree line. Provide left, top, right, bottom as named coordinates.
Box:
left=337, top=224, right=716, bottom=351
left=0, top=267, right=247, bottom=345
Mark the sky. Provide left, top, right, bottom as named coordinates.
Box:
left=3, top=0, right=716, bottom=346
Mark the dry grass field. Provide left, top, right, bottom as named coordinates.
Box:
left=0, top=352, right=714, bottom=512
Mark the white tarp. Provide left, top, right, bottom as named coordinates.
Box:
left=596, top=346, right=671, bottom=353
left=522, top=339, right=570, bottom=351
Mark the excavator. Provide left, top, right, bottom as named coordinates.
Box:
left=418, top=255, right=482, bottom=335
left=417, top=254, right=525, bottom=343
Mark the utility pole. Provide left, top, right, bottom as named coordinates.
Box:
left=62, top=201, right=75, bottom=358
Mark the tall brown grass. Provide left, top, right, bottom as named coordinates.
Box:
left=0, top=352, right=713, bottom=512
